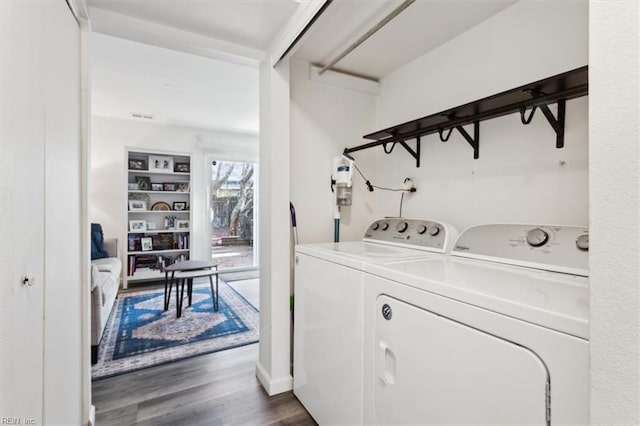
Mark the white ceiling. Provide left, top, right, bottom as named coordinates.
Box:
left=88, top=0, right=516, bottom=132
left=91, top=33, right=259, bottom=133
left=88, top=0, right=300, bottom=51
left=294, top=0, right=517, bottom=80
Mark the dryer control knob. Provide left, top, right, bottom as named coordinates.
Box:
left=417, top=224, right=427, bottom=234
left=576, top=234, right=589, bottom=251
left=428, top=225, right=440, bottom=236
left=381, top=222, right=389, bottom=231
left=526, top=228, right=549, bottom=247
left=396, top=221, right=408, bottom=233
left=371, top=222, right=380, bottom=231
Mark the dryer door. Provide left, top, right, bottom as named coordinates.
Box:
left=375, top=295, right=549, bottom=425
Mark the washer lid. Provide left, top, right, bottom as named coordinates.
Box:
left=365, top=256, right=589, bottom=339
left=296, top=241, right=438, bottom=269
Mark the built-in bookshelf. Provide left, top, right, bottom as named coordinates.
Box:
left=125, top=150, right=192, bottom=288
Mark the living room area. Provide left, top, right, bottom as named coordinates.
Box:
left=88, top=21, right=262, bottom=381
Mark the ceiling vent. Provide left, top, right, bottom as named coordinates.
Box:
left=131, top=113, right=154, bottom=120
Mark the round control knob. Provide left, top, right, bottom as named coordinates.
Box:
left=575, top=234, right=589, bottom=251
left=417, top=224, right=427, bottom=235
left=380, top=222, right=389, bottom=231
left=371, top=222, right=380, bottom=231
left=526, top=228, right=549, bottom=247
left=396, top=221, right=408, bottom=233
left=428, top=225, right=440, bottom=236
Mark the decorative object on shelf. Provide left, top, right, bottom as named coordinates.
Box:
left=128, top=200, right=147, bottom=211
left=176, top=219, right=190, bottom=230
left=151, top=201, right=171, bottom=211
left=135, top=176, right=151, bottom=191
left=151, top=183, right=163, bottom=191
left=173, top=201, right=187, bottom=211
left=128, top=183, right=139, bottom=190
left=163, top=182, right=176, bottom=191
left=149, top=155, right=173, bottom=172
left=128, top=192, right=151, bottom=207
left=129, top=220, right=146, bottom=232
left=164, top=216, right=176, bottom=230
left=176, top=181, right=190, bottom=192
left=156, top=233, right=174, bottom=250
left=141, top=237, right=153, bottom=251
left=146, top=222, right=156, bottom=230
left=174, top=162, right=190, bottom=173
left=128, top=158, right=147, bottom=170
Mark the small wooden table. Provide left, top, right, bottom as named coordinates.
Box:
left=163, top=260, right=219, bottom=318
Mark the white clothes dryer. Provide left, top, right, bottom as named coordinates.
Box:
left=294, top=218, right=458, bottom=426
left=363, top=224, right=589, bottom=425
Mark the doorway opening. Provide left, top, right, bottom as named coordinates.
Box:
left=210, top=159, right=257, bottom=269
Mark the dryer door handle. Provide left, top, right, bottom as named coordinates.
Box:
left=378, top=341, right=396, bottom=385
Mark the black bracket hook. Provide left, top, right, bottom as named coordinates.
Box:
left=520, top=105, right=537, bottom=124
left=383, top=142, right=397, bottom=154
left=439, top=128, right=454, bottom=142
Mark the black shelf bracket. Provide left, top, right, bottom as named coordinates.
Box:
left=439, top=121, right=480, bottom=159
left=520, top=94, right=567, bottom=148
left=344, top=66, right=587, bottom=167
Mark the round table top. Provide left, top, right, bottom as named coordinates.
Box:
left=164, top=260, right=217, bottom=272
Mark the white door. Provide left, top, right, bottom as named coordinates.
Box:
left=0, top=2, right=47, bottom=421
left=293, top=253, right=364, bottom=425
left=0, top=2, right=80, bottom=423
left=375, top=295, right=549, bottom=425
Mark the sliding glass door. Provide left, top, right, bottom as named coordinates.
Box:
left=209, top=159, right=257, bottom=269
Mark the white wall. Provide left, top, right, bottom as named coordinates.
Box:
left=290, top=60, right=379, bottom=243
left=366, top=0, right=589, bottom=231
left=590, top=1, right=640, bottom=423
left=90, top=116, right=258, bottom=264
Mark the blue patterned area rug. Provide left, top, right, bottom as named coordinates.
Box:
left=92, top=280, right=259, bottom=380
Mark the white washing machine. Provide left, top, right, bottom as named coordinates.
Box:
left=363, top=224, right=589, bottom=425
left=294, top=218, right=458, bottom=426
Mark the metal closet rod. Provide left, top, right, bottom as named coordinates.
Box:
left=317, top=0, right=416, bottom=75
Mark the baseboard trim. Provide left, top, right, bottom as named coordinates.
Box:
left=255, top=362, right=293, bottom=396
left=87, top=404, right=95, bottom=426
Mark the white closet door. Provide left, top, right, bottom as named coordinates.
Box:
left=374, top=295, right=549, bottom=425
left=0, top=2, right=47, bottom=422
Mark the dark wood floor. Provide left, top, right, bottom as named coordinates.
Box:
left=92, top=343, right=316, bottom=426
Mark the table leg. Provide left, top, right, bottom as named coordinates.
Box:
left=207, top=274, right=218, bottom=312
left=187, top=278, right=193, bottom=306
left=177, top=278, right=185, bottom=318
left=164, top=271, right=175, bottom=311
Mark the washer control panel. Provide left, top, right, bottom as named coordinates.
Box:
left=452, top=224, right=589, bottom=276
left=363, top=218, right=456, bottom=253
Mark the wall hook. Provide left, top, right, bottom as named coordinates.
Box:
left=439, top=128, right=453, bottom=142
left=520, top=105, right=537, bottom=124
left=383, top=142, right=397, bottom=154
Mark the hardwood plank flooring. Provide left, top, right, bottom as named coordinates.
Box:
left=92, top=343, right=316, bottom=426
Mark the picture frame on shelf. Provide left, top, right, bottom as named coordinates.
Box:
left=146, top=221, right=156, bottom=230
left=151, top=183, right=163, bottom=191
left=128, top=183, right=139, bottom=191
left=174, top=162, right=190, bottom=173
left=176, top=219, right=190, bottom=230
left=129, top=220, right=146, bottom=232
left=135, top=176, right=151, bottom=191
left=128, top=200, right=147, bottom=211
left=129, top=158, right=147, bottom=170
left=141, top=237, right=153, bottom=251
left=163, top=182, right=176, bottom=191
left=173, top=201, right=187, bottom=211
left=176, top=182, right=190, bottom=192
left=164, top=216, right=176, bottom=230
left=149, top=155, right=173, bottom=172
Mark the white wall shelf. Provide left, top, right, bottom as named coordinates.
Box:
left=125, top=149, right=192, bottom=288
